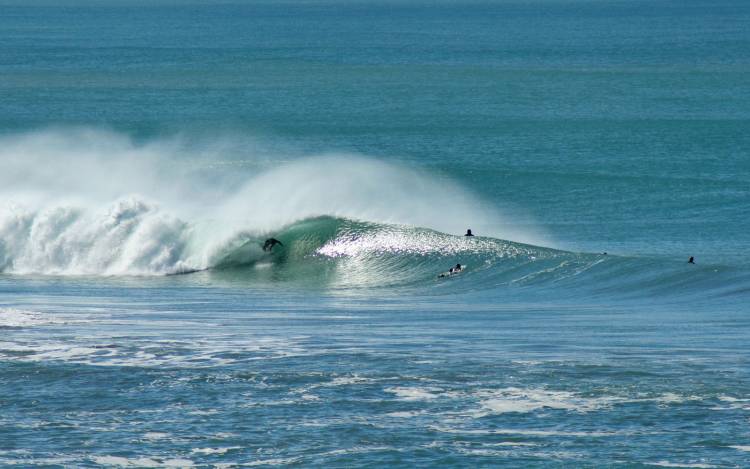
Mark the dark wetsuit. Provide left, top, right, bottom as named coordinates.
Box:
left=263, top=238, right=283, bottom=252
left=439, top=264, right=463, bottom=278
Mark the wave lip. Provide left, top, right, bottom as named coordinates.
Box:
left=1, top=128, right=544, bottom=278
left=3, top=206, right=748, bottom=300
left=2, top=128, right=747, bottom=299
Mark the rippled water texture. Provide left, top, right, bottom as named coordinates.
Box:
left=2, top=0, right=749, bottom=467
left=2, top=285, right=749, bottom=467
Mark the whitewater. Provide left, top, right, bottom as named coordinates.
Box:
left=0, top=128, right=547, bottom=277
left=4, top=130, right=744, bottom=299
left=2, top=1, right=749, bottom=467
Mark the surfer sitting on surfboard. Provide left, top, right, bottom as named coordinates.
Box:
left=263, top=238, right=283, bottom=252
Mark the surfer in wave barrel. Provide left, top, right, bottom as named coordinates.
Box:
left=263, top=238, right=283, bottom=252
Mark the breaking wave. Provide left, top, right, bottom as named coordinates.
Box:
left=0, top=128, right=539, bottom=276
left=1, top=128, right=747, bottom=297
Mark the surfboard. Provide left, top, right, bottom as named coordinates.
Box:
left=438, top=265, right=465, bottom=278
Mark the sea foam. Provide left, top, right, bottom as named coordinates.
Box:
left=0, top=128, right=540, bottom=276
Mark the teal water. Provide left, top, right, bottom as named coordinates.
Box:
left=1, top=1, right=749, bottom=467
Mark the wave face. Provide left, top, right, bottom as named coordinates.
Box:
left=210, top=216, right=543, bottom=289
left=1, top=128, right=747, bottom=299
left=2, top=206, right=747, bottom=300
left=0, top=128, right=539, bottom=276
left=195, top=216, right=750, bottom=300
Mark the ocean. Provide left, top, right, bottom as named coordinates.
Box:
left=1, top=1, right=749, bottom=467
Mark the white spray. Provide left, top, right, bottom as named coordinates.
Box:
left=0, top=128, right=544, bottom=275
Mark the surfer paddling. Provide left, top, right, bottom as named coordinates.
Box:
left=464, top=229, right=474, bottom=236
left=263, top=238, right=283, bottom=252
left=438, top=263, right=464, bottom=278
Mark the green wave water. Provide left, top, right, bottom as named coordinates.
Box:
left=1, top=1, right=749, bottom=467
left=198, top=216, right=750, bottom=302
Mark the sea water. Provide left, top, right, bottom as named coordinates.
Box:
left=1, top=1, right=749, bottom=467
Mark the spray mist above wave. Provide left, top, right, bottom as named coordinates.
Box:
left=0, top=128, right=544, bottom=276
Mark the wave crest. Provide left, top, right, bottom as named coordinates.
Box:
left=2, top=128, right=745, bottom=299
left=0, top=128, right=544, bottom=277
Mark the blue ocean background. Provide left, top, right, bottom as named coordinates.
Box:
left=1, top=1, right=749, bottom=467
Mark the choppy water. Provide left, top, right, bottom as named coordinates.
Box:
left=1, top=0, right=749, bottom=467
